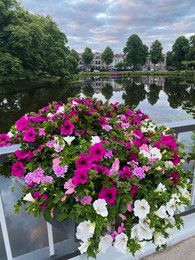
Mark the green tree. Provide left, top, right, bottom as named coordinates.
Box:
left=0, top=0, right=77, bottom=82
left=82, top=47, right=93, bottom=69
left=150, top=40, right=164, bottom=71
left=123, top=34, right=148, bottom=71
left=101, top=83, right=113, bottom=100
left=172, top=36, right=189, bottom=70
left=187, top=34, right=195, bottom=62
left=101, top=46, right=114, bottom=69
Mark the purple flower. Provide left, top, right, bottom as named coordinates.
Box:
left=60, top=120, right=75, bottom=135
left=104, top=149, right=113, bottom=159
left=160, top=134, right=177, bottom=150
left=133, top=166, right=145, bottom=180
left=53, top=165, right=68, bottom=178
left=11, top=162, right=25, bottom=178
left=89, top=143, right=106, bottom=162
left=98, top=187, right=118, bottom=206
left=23, top=127, right=37, bottom=142
left=80, top=195, right=92, bottom=205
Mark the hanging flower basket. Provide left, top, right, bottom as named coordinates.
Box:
left=0, top=97, right=192, bottom=258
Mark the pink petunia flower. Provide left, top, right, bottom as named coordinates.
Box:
left=23, top=127, right=37, bottom=142
left=80, top=195, right=92, bottom=205
left=64, top=178, right=76, bottom=194
left=72, top=168, right=88, bottom=186
left=60, top=120, right=75, bottom=135
left=16, top=116, right=30, bottom=132
left=89, top=143, right=106, bottom=162
left=0, top=133, right=11, bottom=147
left=11, top=162, right=25, bottom=178
left=98, top=187, right=118, bottom=206
left=76, top=153, right=92, bottom=169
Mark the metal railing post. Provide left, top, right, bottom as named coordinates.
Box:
left=0, top=192, right=13, bottom=260
left=46, top=222, right=55, bottom=257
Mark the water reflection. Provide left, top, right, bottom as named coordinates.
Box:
left=0, top=76, right=195, bottom=133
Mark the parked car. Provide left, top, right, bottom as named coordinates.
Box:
left=93, top=69, right=100, bottom=72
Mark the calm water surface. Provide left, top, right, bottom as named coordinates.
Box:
left=0, top=76, right=195, bottom=133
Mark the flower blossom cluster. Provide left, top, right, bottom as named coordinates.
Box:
left=0, top=97, right=192, bottom=258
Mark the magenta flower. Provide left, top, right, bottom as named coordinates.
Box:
left=89, top=143, right=106, bottom=162
left=160, top=134, right=177, bottom=150
left=172, top=152, right=181, bottom=166
left=0, top=133, right=10, bottom=147
left=14, top=150, right=34, bottom=161
left=98, top=187, right=118, bottom=206
left=129, top=184, right=138, bottom=198
left=169, top=171, right=179, bottom=186
left=11, top=162, right=25, bottom=178
left=16, top=116, right=30, bottom=132
left=93, top=164, right=110, bottom=175
left=76, top=153, right=92, bottom=169
left=119, top=166, right=133, bottom=179
left=33, top=191, right=48, bottom=209
left=23, top=127, right=37, bottom=142
left=60, top=120, right=75, bottom=135
left=72, top=168, right=88, bottom=186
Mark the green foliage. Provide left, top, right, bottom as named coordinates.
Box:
left=124, top=34, right=148, bottom=70
left=82, top=47, right=94, bottom=66
left=172, top=36, right=189, bottom=69
left=0, top=0, right=79, bottom=82
left=150, top=40, right=164, bottom=70
left=101, top=46, right=114, bottom=66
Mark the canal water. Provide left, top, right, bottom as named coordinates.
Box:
left=0, top=76, right=195, bottom=133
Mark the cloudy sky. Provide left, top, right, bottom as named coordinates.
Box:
left=21, top=0, right=195, bottom=54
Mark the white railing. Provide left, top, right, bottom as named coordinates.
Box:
left=0, top=119, right=195, bottom=260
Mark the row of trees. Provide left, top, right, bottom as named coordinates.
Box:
left=81, top=35, right=164, bottom=71
left=0, top=0, right=80, bottom=81
left=82, top=33, right=195, bottom=71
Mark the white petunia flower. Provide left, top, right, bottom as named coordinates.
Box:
left=63, top=135, right=75, bottom=145
left=7, top=131, right=14, bottom=138
left=114, top=233, right=128, bottom=254
left=165, top=161, right=174, bottom=169
left=154, top=205, right=168, bottom=219
left=47, top=112, right=54, bottom=118
left=139, top=149, right=151, bottom=159
left=138, top=241, right=147, bottom=253
left=166, top=199, right=176, bottom=216
left=76, top=221, right=95, bottom=242
left=93, top=199, right=108, bottom=217
left=131, top=220, right=154, bottom=241
left=78, top=240, right=90, bottom=254
left=154, top=231, right=167, bottom=246
left=98, top=234, right=113, bottom=253
left=134, top=199, right=150, bottom=219
left=150, top=147, right=162, bottom=160
left=154, top=183, right=167, bottom=193
left=165, top=216, right=176, bottom=226
left=23, top=193, right=35, bottom=202
left=91, top=136, right=101, bottom=145
left=177, top=185, right=190, bottom=199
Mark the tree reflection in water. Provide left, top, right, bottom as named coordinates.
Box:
left=0, top=76, right=195, bottom=133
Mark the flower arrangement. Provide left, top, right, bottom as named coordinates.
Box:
left=0, top=97, right=192, bottom=258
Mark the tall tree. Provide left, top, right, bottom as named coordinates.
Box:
left=150, top=40, right=164, bottom=71
left=0, top=0, right=77, bottom=81
left=123, top=34, right=148, bottom=71
left=172, top=36, right=189, bottom=70
left=82, top=47, right=93, bottom=69
left=101, top=46, right=114, bottom=68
